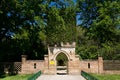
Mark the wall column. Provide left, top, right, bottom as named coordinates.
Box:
left=21, top=55, right=27, bottom=64
left=44, top=55, right=49, bottom=74
left=98, top=57, right=103, bottom=74
left=21, top=55, right=27, bottom=74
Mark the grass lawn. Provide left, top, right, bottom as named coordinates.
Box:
left=92, top=74, right=120, bottom=80
left=0, top=74, right=32, bottom=80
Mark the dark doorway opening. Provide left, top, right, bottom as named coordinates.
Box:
left=56, top=53, right=68, bottom=75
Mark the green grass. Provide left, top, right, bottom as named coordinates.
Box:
left=0, top=74, right=32, bottom=80
left=92, top=74, right=120, bottom=80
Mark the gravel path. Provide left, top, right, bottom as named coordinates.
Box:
left=36, top=75, right=86, bottom=80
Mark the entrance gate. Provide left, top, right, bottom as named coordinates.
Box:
left=44, top=42, right=80, bottom=75
left=56, top=53, right=68, bottom=74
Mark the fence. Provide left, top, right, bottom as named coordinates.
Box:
left=28, top=71, right=41, bottom=80
left=81, top=71, right=98, bottom=80
left=0, top=62, right=21, bottom=75
left=103, top=60, right=120, bottom=70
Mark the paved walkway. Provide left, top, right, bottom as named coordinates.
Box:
left=36, top=75, right=86, bottom=80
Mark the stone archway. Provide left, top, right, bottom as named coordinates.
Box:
left=56, top=52, right=68, bottom=75
left=44, top=42, right=80, bottom=75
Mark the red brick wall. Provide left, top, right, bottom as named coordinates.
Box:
left=21, top=60, right=44, bottom=74
left=80, top=60, right=99, bottom=73
left=20, top=55, right=120, bottom=74
left=80, top=57, right=103, bottom=74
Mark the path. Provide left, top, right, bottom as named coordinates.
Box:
left=36, top=75, right=86, bottom=80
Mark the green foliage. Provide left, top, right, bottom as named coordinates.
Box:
left=87, top=0, right=120, bottom=44
left=56, top=53, right=68, bottom=66
left=46, top=1, right=77, bottom=45
left=56, top=53, right=68, bottom=61
left=46, top=7, right=66, bottom=44
left=77, top=0, right=120, bottom=60
left=92, top=73, right=120, bottom=80
left=76, top=26, right=120, bottom=60
left=0, top=0, right=120, bottom=61
left=77, top=45, right=98, bottom=59
left=0, top=0, right=47, bottom=61
left=76, top=27, right=98, bottom=59
left=0, top=74, right=32, bottom=80
left=0, top=0, right=77, bottom=61
left=99, top=43, right=120, bottom=60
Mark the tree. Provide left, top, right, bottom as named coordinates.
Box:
left=12, top=0, right=47, bottom=60
left=76, top=27, right=98, bottom=59
left=87, top=1, right=120, bottom=46
left=0, top=0, right=77, bottom=61
left=0, top=0, right=17, bottom=42
left=0, top=0, right=47, bottom=61
left=77, top=0, right=120, bottom=59
left=46, top=0, right=77, bottom=45
left=78, top=0, right=100, bottom=27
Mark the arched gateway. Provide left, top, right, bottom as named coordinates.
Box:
left=44, top=42, right=80, bottom=75
left=56, top=52, right=68, bottom=74
left=21, top=42, right=103, bottom=74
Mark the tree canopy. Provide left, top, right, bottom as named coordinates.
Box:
left=77, top=0, right=120, bottom=59
left=0, top=0, right=120, bottom=61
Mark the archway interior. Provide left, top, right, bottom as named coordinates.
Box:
left=56, top=53, right=68, bottom=75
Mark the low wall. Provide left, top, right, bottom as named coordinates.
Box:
left=104, top=70, right=120, bottom=74
left=80, top=60, right=99, bottom=73
left=80, top=57, right=103, bottom=74
left=21, top=60, right=44, bottom=74
left=1, top=56, right=120, bottom=74
left=103, top=60, right=120, bottom=74
left=103, top=60, right=120, bottom=70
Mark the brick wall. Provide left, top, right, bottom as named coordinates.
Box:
left=80, top=59, right=120, bottom=74
left=2, top=55, right=120, bottom=74
left=80, top=57, right=103, bottom=74
left=20, top=55, right=120, bottom=74
left=20, top=55, right=104, bottom=74
left=21, top=60, right=44, bottom=74
left=80, top=60, right=99, bottom=73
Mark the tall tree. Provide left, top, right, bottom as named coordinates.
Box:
left=46, top=0, right=77, bottom=45
left=77, top=0, right=120, bottom=59
left=87, top=0, right=120, bottom=46
left=0, top=0, right=17, bottom=42
left=78, top=0, right=100, bottom=27
left=0, top=0, right=47, bottom=61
